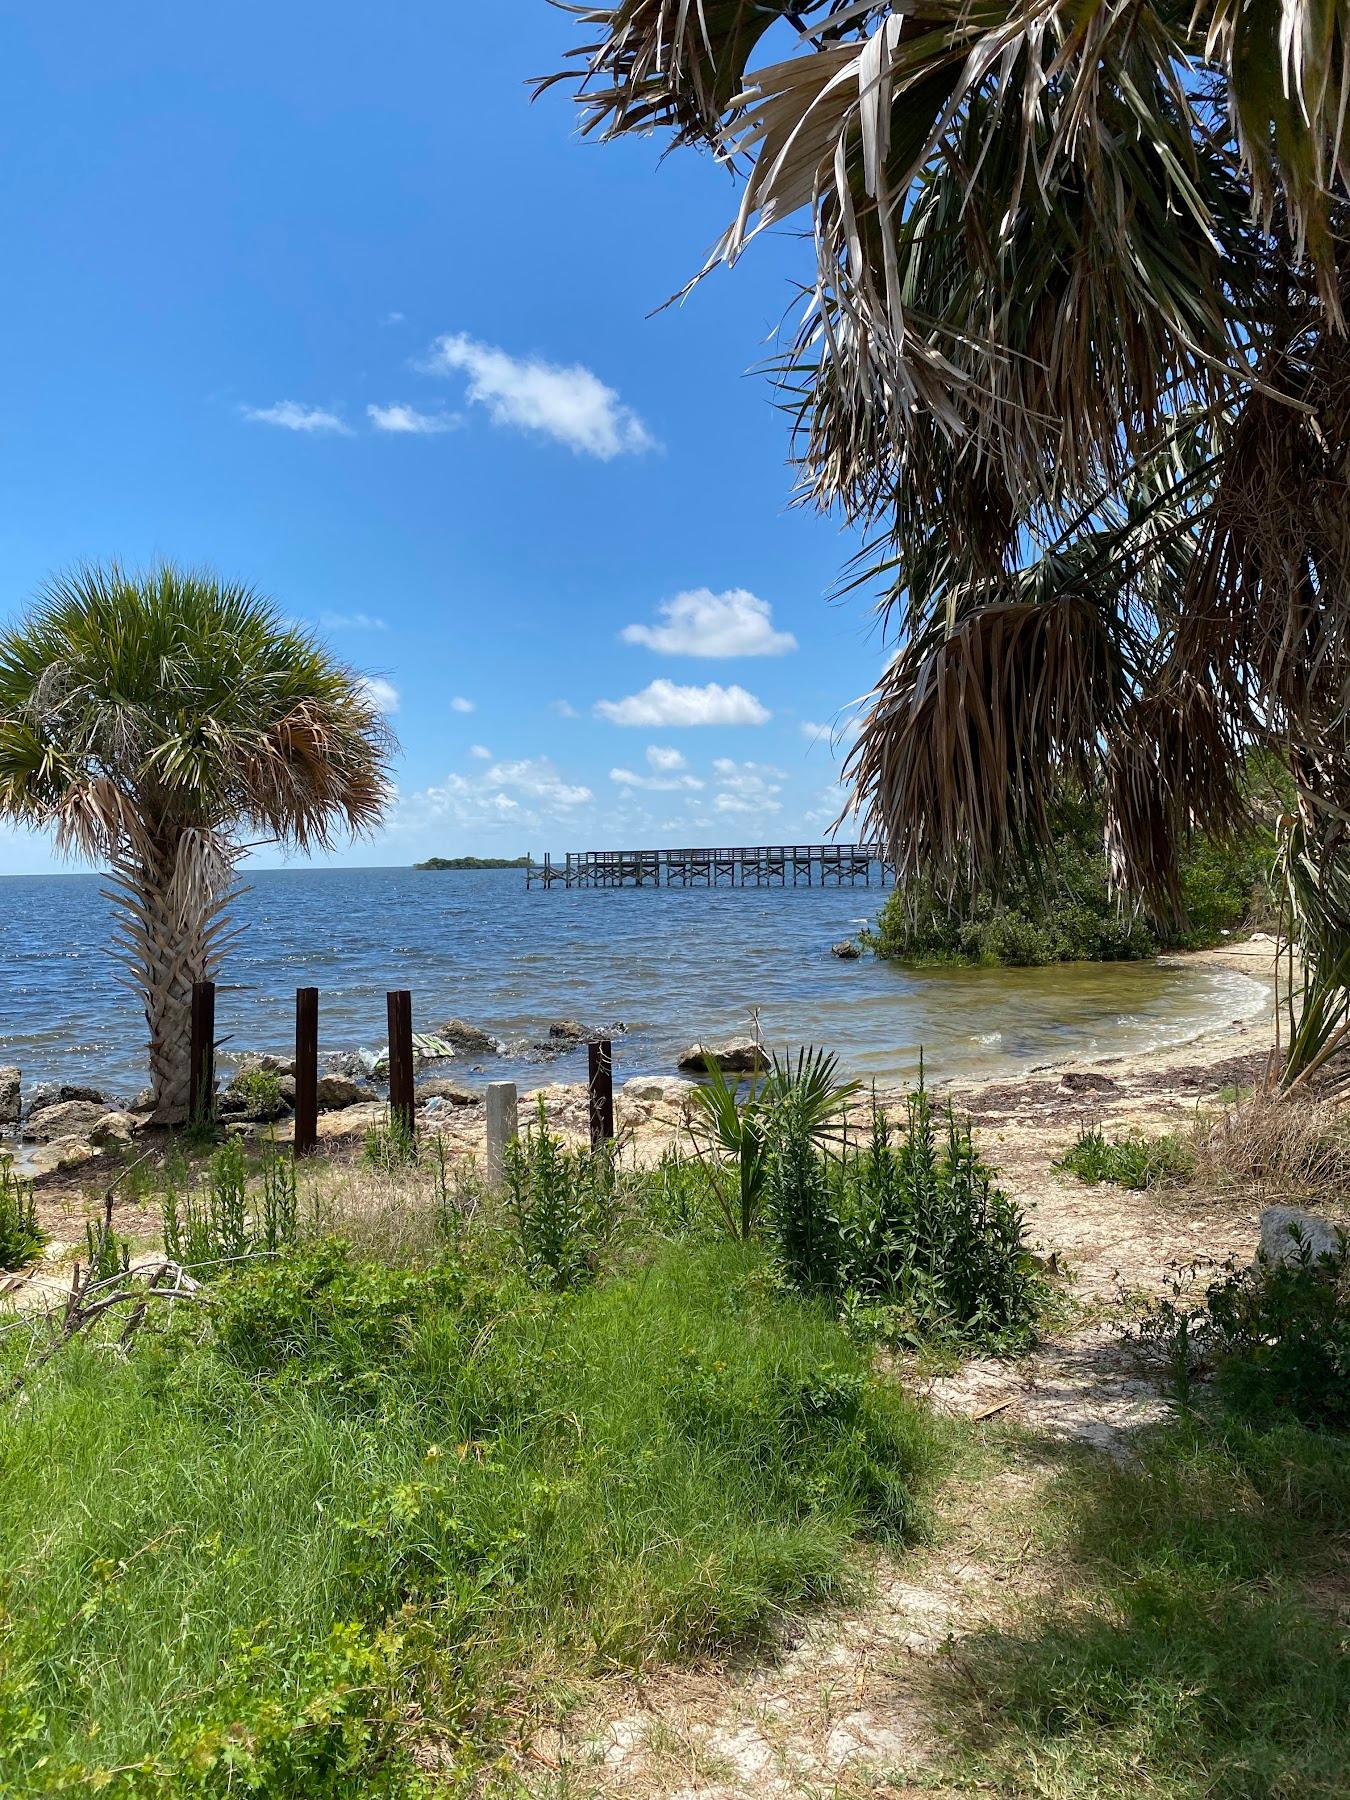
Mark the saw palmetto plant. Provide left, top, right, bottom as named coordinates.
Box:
left=0, top=565, right=393, bottom=1122
left=546, top=2, right=1350, bottom=1084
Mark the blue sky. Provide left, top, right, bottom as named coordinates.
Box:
left=0, top=2, right=883, bottom=874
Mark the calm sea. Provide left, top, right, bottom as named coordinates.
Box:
left=0, top=866, right=1270, bottom=1099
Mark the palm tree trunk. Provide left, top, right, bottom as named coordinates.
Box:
left=106, top=829, right=239, bottom=1125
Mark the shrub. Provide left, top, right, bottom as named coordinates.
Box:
left=763, top=1082, right=1044, bottom=1350
left=228, top=1065, right=285, bottom=1116
left=504, top=1105, right=618, bottom=1290
left=1057, top=1126, right=1192, bottom=1190
left=0, top=1158, right=42, bottom=1272
left=1145, top=1232, right=1350, bottom=1431
left=865, top=785, right=1276, bottom=967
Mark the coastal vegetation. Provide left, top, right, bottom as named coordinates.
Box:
left=413, top=856, right=529, bottom=872
left=548, top=9, right=1350, bottom=1088
left=0, top=565, right=392, bottom=1124
left=865, top=791, right=1275, bottom=967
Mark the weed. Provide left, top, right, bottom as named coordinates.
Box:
left=505, top=1103, right=617, bottom=1290
left=162, top=1138, right=301, bottom=1274
left=1142, top=1229, right=1350, bottom=1432
left=1057, top=1125, right=1192, bottom=1189
left=362, top=1110, right=418, bottom=1171
left=227, top=1065, right=284, bottom=1116
left=0, top=1157, right=42, bottom=1272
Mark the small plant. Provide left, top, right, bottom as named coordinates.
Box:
left=161, top=1137, right=300, bottom=1273
left=1143, top=1229, right=1350, bottom=1431
left=362, top=1110, right=418, bottom=1171
left=505, top=1103, right=617, bottom=1290
left=687, top=1045, right=858, bottom=1240
left=83, top=1212, right=130, bottom=1287
left=228, top=1065, right=285, bottom=1116
left=0, top=1157, right=42, bottom=1272
left=1057, top=1126, right=1192, bottom=1190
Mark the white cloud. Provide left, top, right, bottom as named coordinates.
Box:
left=321, top=612, right=387, bottom=632
left=646, top=745, right=687, bottom=773
left=611, top=746, right=704, bottom=792
left=711, top=758, right=786, bottom=817
left=469, top=744, right=492, bottom=760
left=450, top=696, right=475, bottom=714
left=358, top=676, right=401, bottom=715
left=621, top=588, right=797, bottom=658
left=423, top=332, right=654, bottom=460
left=394, top=756, right=593, bottom=837
left=594, top=680, right=770, bottom=728
left=242, top=401, right=351, bottom=436
left=551, top=699, right=579, bottom=719
left=367, top=402, right=458, bottom=435
left=801, top=713, right=861, bottom=747
left=382, top=311, right=405, bottom=326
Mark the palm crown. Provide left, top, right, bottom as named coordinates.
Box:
left=0, top=564, right=394, bottom=1119
left=548, top=5, right=1350, bottom=1081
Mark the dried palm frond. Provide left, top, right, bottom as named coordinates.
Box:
left=844, top=594, right=1124, bottom=888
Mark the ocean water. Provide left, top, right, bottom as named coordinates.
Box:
left=0, top=866, right=1270, bottom=1099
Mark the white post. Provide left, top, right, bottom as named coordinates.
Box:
left=485, top=1081, right=519, bottom=1187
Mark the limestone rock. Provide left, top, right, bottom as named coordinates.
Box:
left=622, top=1076, right=697, bottom=1105
left=231, top=1052, right=297, bottom=1079
left=27, top=1138, right=99, bottom=1177
left=130, top=1089, right=156, bottom=1114
left=315, top=1074, right=369, bottom=1111
left=22, top=1099, right=106, bottom=1143
left=0, top=1067, right=19, bottom=1127
left=1259, top=1206, right=1346, bottom=1266
left=677, top=1038, right=767, bottom=1076
left=324, top=1050, right=374, bottom=1083
left=831, top=940, right=862, bottom=960
left=548, top=1019, right=589, bottom=1044
left=436, top=1019, right=498, bottom=1056
left=57, top=1084, right=107, bottom=1105
left=416, top=1079, right=480, bottom=1107
left=89, top=1112, right=136, bottom=1148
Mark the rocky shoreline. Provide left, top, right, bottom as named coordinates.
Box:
left=1, top=939, right=1283, bottom=1184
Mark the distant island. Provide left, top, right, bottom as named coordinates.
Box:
left=413, top=855, right=531, bottom=871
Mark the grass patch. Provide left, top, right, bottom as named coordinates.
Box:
left=0, top=1156, right=42, bottom=1272
left=940, top=1416, right=1350, bottom=1797
left=0, top=1233, right=944, bottom=1793
left=1056, top=1126, right=1193, bottom=1190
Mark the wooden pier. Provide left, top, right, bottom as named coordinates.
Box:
left=526, top=844, right=895, bottom=890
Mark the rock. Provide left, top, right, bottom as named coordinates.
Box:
left=130, top=1089, right=156, bottom=1114
left=89, top=1112, right=136, bottom=1148
left=230, top=1052, right=297, bottom=1080
left=548, top=1019, right=589, bottom=1044
left=678, top=1038, right=767, bottom=1076
left=27, top=1139, right=99, bottom=1177
left=315, top=1074, right=370, bottom=1111
left=0, top=1067, right=19, bottom=1127
left=436, top=1019, right=499, bottom=1057
left=324, top=1051, right=375, bottom=1083
left=1058, top=1071, right=1118, bottom=1094
left=22, top=1099, right=107, bottom=1143
left=1259, top=1206, right=1347, bottom=1266
left=57, top=1084, right=106, bottom=1105
left=623, top=1076, right=697, bottom=1104
left=831, top=940, right=862, bottom=960
left=416, top=1079, right=480, bottom=1107
left=23, top=1085, right=60, bottom=1119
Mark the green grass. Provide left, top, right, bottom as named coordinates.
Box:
left=1056, top=1126, right=1193, bottom=1190
left=0, top=1236, right=943, bottom=1794
left=941, top=1416, right=1350, bottom=1797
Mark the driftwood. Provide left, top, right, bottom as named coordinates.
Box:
left=0, top=1163, right=202, bottom=1403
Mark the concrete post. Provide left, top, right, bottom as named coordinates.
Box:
left=485, top=1081, right=519, bottom=1187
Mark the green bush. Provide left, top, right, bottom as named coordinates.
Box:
left=1146, top=1231, right=1350, bottom=1431
left=0, top=1157, right=42, bottom=1272
left=866, top=787, right=1276, bottom=967
left=763, top=1083, right=1044, bottom=1350
left=1057, top=1126, right=1193, bottom=1190
left=228, top=1065, right=285, bottom=1116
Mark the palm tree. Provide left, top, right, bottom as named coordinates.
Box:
left=546, top=4, right=1350, bottom=1078
left=0, top=565, right=394, bottom=1122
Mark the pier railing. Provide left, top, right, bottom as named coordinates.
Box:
left=526, top=843, right=895, bottom=889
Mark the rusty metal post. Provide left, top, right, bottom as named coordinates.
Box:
left=188, top=980, right=216, bottom=1126
left=294, top=987, right=319, bottom=1158
left=588, top=1039, right=615, bottom=1150
left=386, top=990, right=416, bottom=1143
